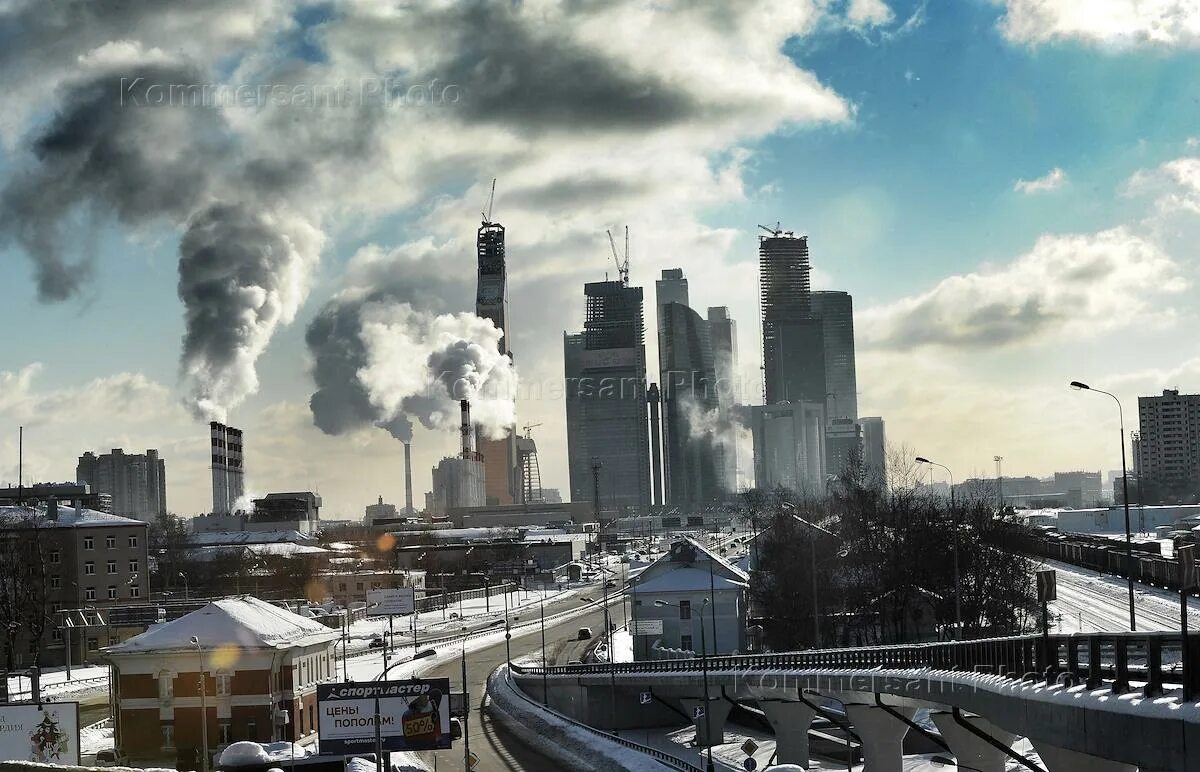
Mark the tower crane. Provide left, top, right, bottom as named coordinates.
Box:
left=606, top=225, right=630, bottom=286
left=481, top=178, right=497, bottom=225
left=522, top=422, right=542, bottom=439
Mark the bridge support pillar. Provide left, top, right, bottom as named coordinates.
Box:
left=1030, top=740, right=1137, bottom=772
left=845, top=703, right=914, bottom=772
left=760, top=700, right=816, bottom=767
left=679, top=697, right=731, bottom=748
left=930, top=711, right=1016, bottom=772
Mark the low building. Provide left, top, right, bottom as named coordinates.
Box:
left=364, top=496, right=398, bottom=525
left=629, top=538, right=749, bottom=658
left=103, top=596, right=339, bottom=762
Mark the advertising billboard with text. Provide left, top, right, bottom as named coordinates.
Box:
left=317, top=679, right=451, bottom=754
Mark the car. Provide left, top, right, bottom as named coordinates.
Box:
left=95, top=750, right=128, bottom=768
left=368, top=637, right=386, bottom=649
left=577, top=627, right=593, bottom=640
left=604, top=580, right=617, bottom=588
left=567, top=659, right=582, bottom=665
left=488, top=618, right=506, bottom=627
left=414, top=648, right=437, bottom=659
left=580, top=596, right=593, bottom=602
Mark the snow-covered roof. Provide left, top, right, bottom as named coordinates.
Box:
left=631, top=566, right=748, bottom=593
left=189, top=530, right=311, bottom=546
left=0, top=505, right=146, bottom=529
left=104, top=596, right=338, bottom=655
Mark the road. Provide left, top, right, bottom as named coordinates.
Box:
left=417, top=599, right=615, bottom=771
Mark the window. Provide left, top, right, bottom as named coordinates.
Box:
left=298, top=708, right=305, bottom=734
left=159, top=672, right=173, bottom=700
left=246, top=722, right=257, bottom=742
left=84, top=562, right=95, bottom=575
left=83, top=537, right=94, bottom=550
left=128, top=535, right=138, bottom=548
left=51, top=629, right=63, bottom=642
left=49, top=550, right=61, bottom=565
left=129, top=559, right=139, bottom=572
left=161, top=724, right=174, bottom=749
left=681, top=635, right=693, bottom=651
left=130, top=585, right=141, bottom=599
left=216, top=674, right=231, bottom=696
left=86, top=637, right=99, bottom=651
left=107, top=560, right=117, bottom=574
left=356, top=582, right=364, bottom=591
left=679, top=600, right=691, bottom=620
left=50, top=575, right=61, bottom=589
left=85, top=587, right=96, bottom=601
left=308, top=705, right=314, bottom=733
left=50, top=602, right=63, bottom=613
left=219, top=723, right=231, bottom=745
left=106, top=535, right=116, bottom=549
left=338, top=583, right=346, bottom=592
left=107, top=586, right=117, bottom=600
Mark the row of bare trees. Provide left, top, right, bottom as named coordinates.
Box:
left=0, top=511, right=51, bottom=669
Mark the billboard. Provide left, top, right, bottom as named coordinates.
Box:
left=317, top=679, right=451, bottom=754
left=0, top=702, right=80, bottom=765
left=366, top=588, right=416, bottom=617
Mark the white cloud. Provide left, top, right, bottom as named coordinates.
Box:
left=859, top=227, right=1188, bottom=350
left=1014, top=167, right=1068, bottom=193
left=846, top=0, right=895, bottom=27
left=998, top=0, right=1200, bottom=47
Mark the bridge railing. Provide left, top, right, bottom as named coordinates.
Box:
left=511, top=631, right=1200, bottom=700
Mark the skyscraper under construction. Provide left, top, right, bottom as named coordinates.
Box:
left=759, top=230, right=825, bottom=405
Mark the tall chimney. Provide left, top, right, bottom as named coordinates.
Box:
left=460, top=400, right=472, bottom=458
left=403, top=442, right=414, bottom=515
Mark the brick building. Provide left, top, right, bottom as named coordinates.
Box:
left=102, top=596, right=338, bottom=762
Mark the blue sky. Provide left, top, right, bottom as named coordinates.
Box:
left=3, top=0, right=1200, bottom=513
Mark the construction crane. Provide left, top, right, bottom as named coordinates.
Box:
left=519, top=424, right=545, bottom=504
left=758, top=222, right=786, bottom=237
left=481, top=178, right=497, bottom=225
left=606, top=225, right=630, bottom=286
left=522, top=422, right=542, bottom=439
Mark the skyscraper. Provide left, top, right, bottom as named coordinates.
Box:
left=857, top=416, right=887, bottom=489
left=1135, top=389, right=1200, bottom=500
left=76, top=448, right=166, bottom=518
left=476, top=216, right=520, bottom=505
left=209, top=422, right=244, bottom=514
left=750, top=402, right=826, bottom=494
left=564, top=280, right=651, bottom=513
left=759, top=232, right=825, bottom=404
left=708, top=306, right=738, bottom=493
left=658, top=270, right=722, bottom=505
left=811, top=291, right=858, bottom=421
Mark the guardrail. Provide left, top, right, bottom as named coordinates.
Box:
left=6, top=675, right=109, bottom=701
left=513, top=630, right=1200, bottom=700
left=499, top=667, right=703, bottom=772
left=82, top=717, right=112, bottom=733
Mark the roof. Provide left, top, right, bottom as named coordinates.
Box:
left=104, top=596, right=338, bottom=655
left=0, top=505, right=146, bottom=529
left=631, top=566, right=748, bottom=593
left=189, top=530, right=311, bottom=546
left=632, top=536, right=750, bottom=592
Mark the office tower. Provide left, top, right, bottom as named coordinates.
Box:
left=750, top=402, right=826, bottom=494
left=811, top=291, right=858, bottom=421
left=1135, top=389, right=1200, bottom=500
left=857, top=417, right=887, bottom=489
left=76, top=448, right=166, bottom=518
left=759, top=232, right=825, bottom=404
left=656, top=268, right=689, bottom=370
left=209, top=422, right=245, bottom=514
left=708, top=306, right=738, bottom=493
left=825, top=418, right=863, bottom=479
left=659, top=303, right=721, bottom=505
left=647, top=383, right=665, bottom=505
left=563, top=280, right=651, bottom=513
left=475, top=215, right=520, bottom=505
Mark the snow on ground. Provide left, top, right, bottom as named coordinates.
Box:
left=5, top=664, right=110, bottom=699
left=1042, top=556, right=1200, bottom=633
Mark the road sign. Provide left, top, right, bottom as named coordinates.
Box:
left=1181, top=545, right=1198, bottom=591
left=366, top=587, right=416, bottom=616
left=743, top=759, right=757, bottom=771
left=1036, top=569, right=1057, bottom=604
left=317, top=679, right=451, bottom=754
left=639, top=692, right=653, bottom=705
left=468, top=751, right=479, bottom=769
left=631, top=619, right=664, bottom=636
left=740, top=738, right=759, bottom=756
left=692, top=705, right=705, bottom=720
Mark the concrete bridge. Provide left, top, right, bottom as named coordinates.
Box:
left=509, top=630, right=1200, bottom=771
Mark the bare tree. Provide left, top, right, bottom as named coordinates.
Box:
left=0, top=510, right=51, bottom=668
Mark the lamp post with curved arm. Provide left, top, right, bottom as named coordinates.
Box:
left=1070, top=380, right=1136, bottom=631
left=657, top=598, right=715, bottom=772
left=189, top=636, right=209, bottom=772
left=917, top=456, right=961, bottom=638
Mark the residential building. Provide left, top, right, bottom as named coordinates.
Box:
left=858, top=417, right=887, bottom=489
left=102, top=596, right=338, bottom=761
left=811, top=291, right=858, bottom=422
left=0, top=502, right=149, bottom=667
left=629, top=538, right=749, bottom=658
left=564, top=280, right=651, bottom=513
left=209, top=422, right=245, bottom=515
left=1136, top=389, right=1200, bottom=501
left=76, top=449, right=166, bottom=518
left=750, top=402, right=826, bottom=494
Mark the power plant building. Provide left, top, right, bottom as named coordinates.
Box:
left=208, top=422, right=245, bottom=515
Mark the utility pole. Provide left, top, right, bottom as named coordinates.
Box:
left=17, top=426, right=23, bottom=506
left=994, top=456, right=1004, bottom=510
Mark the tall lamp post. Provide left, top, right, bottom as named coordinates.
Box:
left=1070, top=380, right=1137, bottom=631
left=916, top=456, right=962, bottom=638
left=783, top=504, right=836, bottom=647
left=189, top=636, right=209, bottom=772
left=178, top=571, right=190, bottom=602
left=656, top=599, right=715, bottom=772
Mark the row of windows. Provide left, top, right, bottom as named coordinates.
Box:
left=74, top=585, right=141, bottom=601
left=161, top=722, right=241, bottom=749
left=159, top=672, right=233, bottom=699
left=81, top=559, right=139, bottom=575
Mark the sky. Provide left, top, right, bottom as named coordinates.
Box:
left=3, top=0, right=1200, bottom=516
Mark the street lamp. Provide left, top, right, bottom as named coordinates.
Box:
left=189, top=636, right=209, bottom=772
left=178, top=571, right=190, bottom=602
left=782, top=503, right=830, bottom=647
left=1070, top=380, right=1137, bottom=631
left=916, top=456, right=962, bottom=638
left=656, top=598, right=715, bottom=772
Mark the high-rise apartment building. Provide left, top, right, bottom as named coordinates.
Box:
left=76, top=449, right=166, bottom=518
left=209, top=422, right=245, bottom=514
left=658, top=270, right=722, bottom=505
left=1135, top=389, right=1200, bottom=498
left=825, top=418, right=863, bottom=480
left=564, top=280, right=651, bottom=513
left=476, top=216, right=520, bottom=505
left=760, top=232, right=826, bottom=404
left=857, top=416, right=887, bottom=489
left=811, top=291, right=858, bottom=421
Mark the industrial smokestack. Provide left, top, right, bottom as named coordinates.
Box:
left=403, top=441, right=413, bottom=515
left=460, top=400, right=473, bottom=458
